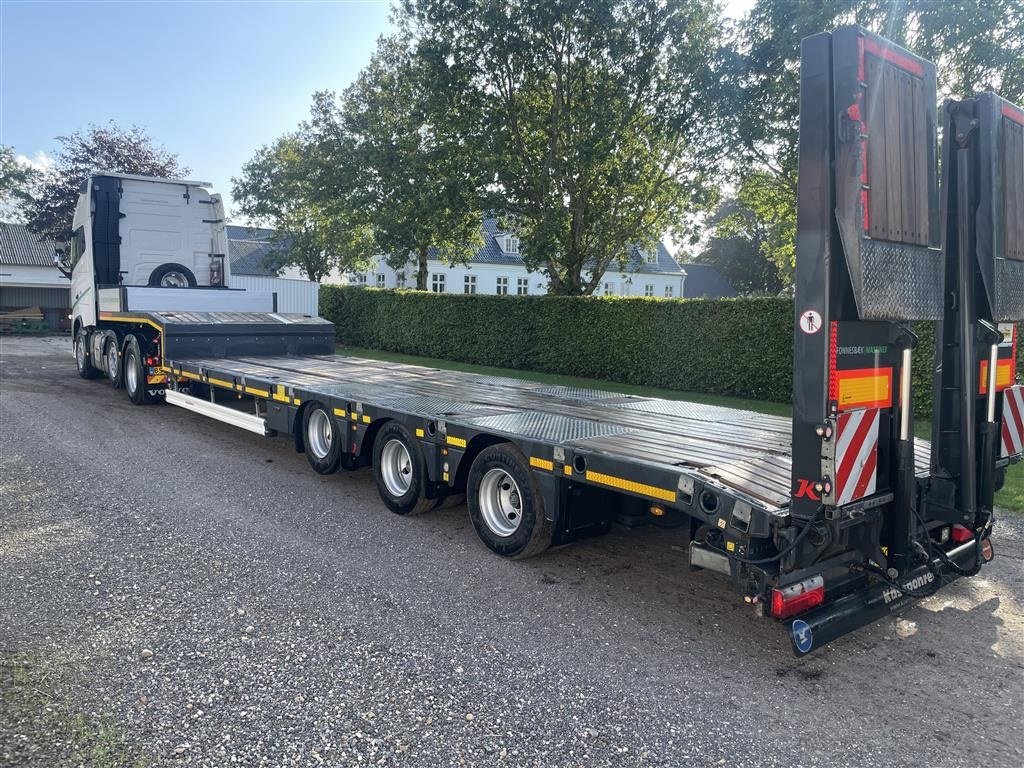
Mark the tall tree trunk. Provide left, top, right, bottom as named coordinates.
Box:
left=416, top=245, right=429, bottom=290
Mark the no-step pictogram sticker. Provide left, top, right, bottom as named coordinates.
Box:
left=799, top=309, right=823, bottom=334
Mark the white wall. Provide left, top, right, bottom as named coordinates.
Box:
left=230, top=275, right=319, bottom=315
left=0, top=264, right=70, bottom=289
left=335, top=256, right=686, bottom=298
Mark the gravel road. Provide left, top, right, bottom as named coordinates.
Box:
left=1, top=335, right=1022, bottom=767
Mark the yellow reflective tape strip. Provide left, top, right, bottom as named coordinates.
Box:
left=244, top=386, right=269, bottom=397
left=350, top=412, right=358, bottom=421
left=208, top=377, right=236, bottom=389
left=529, top=457, right=554, bottom=471
left=446, top=435, right=467, bottom=448
left=97, top=312, right=163, bottom=332
left=178, top=370, right=200, bottom=380
left=415, top=428, right=425, bottom=438
left=272, top=394, right=290, bottom=403
left=584, top=470, right=676, bottom=502
left=333, top=407, right=347, bottom=418
left=293, top=398, right=301, bottom=405
left=362, top=414, right=371, bottom=424
left=564, top=465, right=572, bottom=476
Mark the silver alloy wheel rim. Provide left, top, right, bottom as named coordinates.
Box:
left=75, top=336, right=86, bottom=370
left=126, top=352, right=138, bottom=393
left=107, top=343, right=118, bottom=380
left=307, top=409, right=334, bottom=460
left=380, top=438, right=413, bottom=497
left=159, top=271, right=189, bottom=288
left=478, top=468, right=523, bottom=538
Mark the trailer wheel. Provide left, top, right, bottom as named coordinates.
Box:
left=302, top=402, right=344, bottom=474
left=467, top=443, right=553, bottom=559
left=124, top=336, right=159, bottom=405
left=104, top=337, right=124, bottom=389
left=74, top=328, right=100, bottom=379
left=373, top=422, right=437, bottom=515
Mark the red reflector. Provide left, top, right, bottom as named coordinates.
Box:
left=770, top=576, right=825, bottom=619
left=981, top=538, right=994, bottom=562
left=950, top=524, right=974, bottom=544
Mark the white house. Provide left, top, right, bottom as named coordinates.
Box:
left=332, top=217, right=728, bottom=298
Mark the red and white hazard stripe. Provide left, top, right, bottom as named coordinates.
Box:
left=1001, top=386, right=1024, bottom=458
left=835, top=408, right=880, bottom=505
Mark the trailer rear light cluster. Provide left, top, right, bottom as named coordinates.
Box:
left=770, top=575, right=825, bottom=619
left=950, top=524, right=974, bottom=544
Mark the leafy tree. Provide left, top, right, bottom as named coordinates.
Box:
left=24, top=123, right=187, bottom=243
left=697, top=197, right=785, bottom=295
left=403, top=0, right=725, bottom=295
left=725, top=0, right=1023, bottom=285
left=232, top=132, right=375, bottom=283
left=308, top=37, right=487, bottom=290
left=0, top=146, right=38, bottom=224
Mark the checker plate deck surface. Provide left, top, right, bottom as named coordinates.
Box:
left=182, top=353, right=933, bottom=509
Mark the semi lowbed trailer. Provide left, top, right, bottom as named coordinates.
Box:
left=66, top=27, right=1022, bottom=654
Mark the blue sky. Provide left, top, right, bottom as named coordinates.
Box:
left=1, top=0, right=393, bottom=220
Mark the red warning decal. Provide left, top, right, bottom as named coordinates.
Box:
left=1001, top=386, right=1024, bottom=458
left=835, top=408, right=880, bottom=505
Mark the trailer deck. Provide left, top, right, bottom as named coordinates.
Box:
left=164, top=351, right=933, bottom=513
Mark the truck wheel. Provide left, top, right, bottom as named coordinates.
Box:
left=124, top=336, right=158, bottom=405
left=104, top=337, right=124, bottom=389
left=467, top=443, right=553, bottom=559
left=74, top=328, right=100, bottom=379
left=302, top=402, right=343, bottom=474
left=373, top=422, right=437, bottom=515
left=148, top=263, right=197, bottom=288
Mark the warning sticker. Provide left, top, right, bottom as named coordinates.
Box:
left=799, top=310, right=823, bottom=334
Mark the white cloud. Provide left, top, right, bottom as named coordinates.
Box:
left=15, top=150, right=54, bottom=173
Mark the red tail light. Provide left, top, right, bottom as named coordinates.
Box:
left=950, top=524, right=973, bottom=544
left=770, top=576, right=825, bottom=619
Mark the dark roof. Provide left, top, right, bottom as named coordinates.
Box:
left=679, top=263, right=737, bottom=298
left=228, top=238, right=281, bottom=277
left=0, top=223, right=57, bottom=267
left=226, top=224, right=276, bottom=241
left=460, top=217, right=684, bottom=274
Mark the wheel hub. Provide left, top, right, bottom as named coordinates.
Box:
left=380, top=438, right=413, bottom=497
left=478, top=468, right=523, bottom=537
left=307, top=409, right=334, bottom=459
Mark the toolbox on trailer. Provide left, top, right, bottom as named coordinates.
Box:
left=66, top=26, right=1021, bottom=655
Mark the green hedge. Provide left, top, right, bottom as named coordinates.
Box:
left=320, top=286, right=1022, bottom=419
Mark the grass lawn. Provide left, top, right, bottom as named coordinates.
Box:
left=339, top=345, right=1023, bottom=513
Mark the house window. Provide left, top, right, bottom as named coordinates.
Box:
left=464, top=274, right=477, bottom=294
left=496, top=276, right=509, bottom=295
left=664, top=285, right=675, bottom=298
left=431, top=273, right=446, bottom=293
left=504, top=236, right=519, bottom=254
left=603, top=283, right=614, bottom=296
left=645, top=249, right=658, bottom=264
left=644, top=284, right=654, bottom=297
left=516, top=277, right=529, bottom=295
left=352, top=273, right=367, bottom=286
left=395, top=271, right=406, bottom=288
left=376, top=273, right=386, bottom=288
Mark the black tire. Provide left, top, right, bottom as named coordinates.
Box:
left=74, top=328, right=101, bottom=379
left=467, top=443, right=553, bottom=559
left=372, top=421, right=437, bottom=515
left=124, top=336, right=159, bottom=405
left=301, top=402, right=344, bottom=474
left=148, top=263, right=197, bottom=288
left=103, top=337, right=124, bottom=389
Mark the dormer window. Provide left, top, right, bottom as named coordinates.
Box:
left=503, top=235, right=519, bottom=254
left=643, top=248, right=658, bottom=264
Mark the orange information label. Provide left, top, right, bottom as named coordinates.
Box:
left=835, top=367, right=893, bottom=411
left=979, top=359, right=1015, bottom=395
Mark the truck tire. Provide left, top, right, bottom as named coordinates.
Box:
left=148, top=263, right=197, bottom=288
left=302, top=402, right=344, bottom=474
left=74, top=328, right=101, bottom=379
left=104, top=337, right=124, bottom=389
left=467, top=443, right=553, bottom=559
left=124, top=336, right=159, bottom=405
left=373, top=422, right=437, bottom=515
